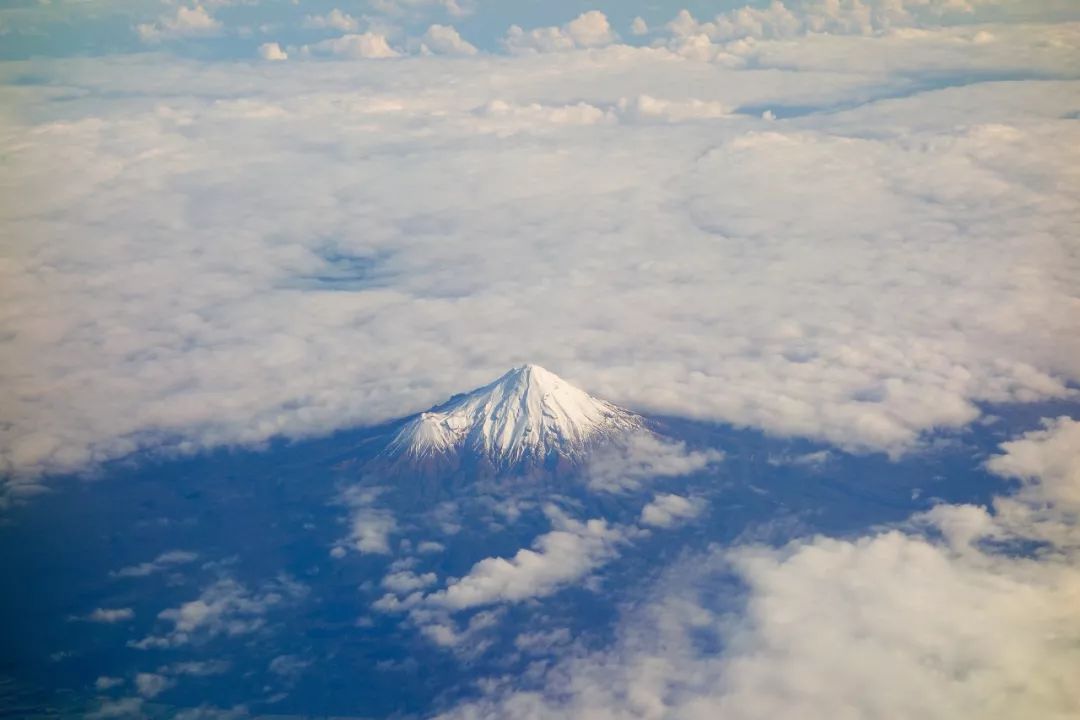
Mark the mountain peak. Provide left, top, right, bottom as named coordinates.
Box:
left=386, top=365, right=641, bottom=471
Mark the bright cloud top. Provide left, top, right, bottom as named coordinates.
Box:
left=426, top=507, right=628, bottom=611
left=1, top=8, right=1078, bottom=495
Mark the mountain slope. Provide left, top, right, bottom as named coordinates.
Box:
left=385, top=364, right=641, bottom=472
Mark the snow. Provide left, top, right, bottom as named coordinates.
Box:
left=387, top=365, right=640, bottom=467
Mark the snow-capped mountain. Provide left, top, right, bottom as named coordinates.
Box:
left=384, top=364, right=641, bottom=473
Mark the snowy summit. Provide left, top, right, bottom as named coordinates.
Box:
left=386, top=364, right=641, bottom=471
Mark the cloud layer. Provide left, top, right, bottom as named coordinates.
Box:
left=1, top=12, right=1078, bottom=496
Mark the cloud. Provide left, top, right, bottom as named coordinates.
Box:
left=373, top=0, right=473, bottom=19
left=112, top=551, right=198, bottom=578
left=134, top=672, right=174, bottom=698
left=87, top=697, right=143, bottom=719
left=136, top=5, right=222, bottom=44
left=95, top=676, right=124, bottom=690
left=257, top=42, right=287, bottom=61
left=268, top=654, right=310, bottom=677
left=417, top=540, right=446, bottom=554
left=425, top=507, right=628, bottom=611
left=302, top=9, right=360, bottom=33
left=986, top=416, right=1080, bottom=515
left=382, top=569, right=437, bottom=593
left=85, top=607, right=135, bottom=623
left=439, top=416, right=1080, bottom=720
left=2, top=16, right=1079, bottom=491
left=131, top=576, right=305, bottom=649
left=421, top=24, right=478, bottom=56
left=302, top=32, right=399, bottom=59
left=503, top=11, right=617, bottom=54
left=662, top=0, right=992, bottom=46
left=160, top=660, right=231, bottom=676
left=639, top=493, right=703, bottom=527
left=342, top=487, right=397, bottom=554
left=587, top=432, right=723, bottom=493
left=617, top=94, right=730, bottom=122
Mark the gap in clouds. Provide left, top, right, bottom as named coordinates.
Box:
left=1, top=398, right=1073, bottom=715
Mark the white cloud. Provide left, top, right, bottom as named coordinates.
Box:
left=302, top=9, right=359, bottom=32
left=95, top=676, right=124, bottom=690
left=663, top=0, right=993, bottom=46
left=588, top=432, right=723, bottom=493
left=426, top=507, right=627, bottom=610
left=986, top=416, right=1080, bottom=515
left=136, top=5, right=221, bottom=44
left=639, top=493, right=703, bottom=527
left=617, top=94, right=730, bottom=122
left=112, top=552, right=199, bottom=578
left=630, top=17, right=648, bottom=36
left=268, top=654, right=310, bottom=677
left=417, top=540, right=446, bottom=554
left=2, top=20, right=1079, bottom=490
left=341, top=487, right=397, bottom=554
left=134, top=672, right=174, bottom=698
left=87, top=697, right=143, bottom=719
left=373, top=0, right=473, bottom=19
left=131, top=576, right=305, bottom=649
left=86, top=607, right=135, bottom=623
left=112, top=550, right=198, bottom=578
left=503, top=11, right=617, bottom=54
left=382, top=569, right=437, bottom=593
left=303, top=31, right=399, bottom=59
left=421, top=24, right=478, bottom=56
left=257, top=42, right=287, bottom=61
left=350, top=507, right=397, bottom=553
left=161, top=660, right=231, bottom=676
left=439, top=417, right=1080, bottom=720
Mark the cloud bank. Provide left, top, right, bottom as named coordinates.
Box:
left=1, top=9, right=1078, bottom=496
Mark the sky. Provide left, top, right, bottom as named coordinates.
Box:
left=1, top=0, right=1079, bottom=718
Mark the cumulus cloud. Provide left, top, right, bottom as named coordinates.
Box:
left=1, top=15, right=1078, bottom=492
left=439, top=417, right=1080, bottom=720
left=257, top=42, right=287, bottom=61
left=420, top=24, right=478, bottom=56
left=87, top=697, right=143, bottom=719
left=639, top=493, right=703, bottom=527
left=373, top=0, right=473, bottom=19
left=383, top=569, right=438, bottom=593
left=85, top=607, right=135, bottom=623
left=136, top=5, right=222, bottom=44
left=303, top=32, right=399, bottom=59
left=986, top=416, right=1080, bottom=515
left=342, top=487, right=397, bottom=554
left=617, top=94, right=730, bottom=122
left=302, top=9, right=360, bottom=33
left=134, top=672, right=174, bottom=698
left=268, top=654, right=310, bottom=677
left=417, top=540, right=445, bottom=554
left=588, top=432, right=723, bottom=493
left=503, top=11, right=617, bottom=54
left=131, top=576, right=305, bottom=649
left=111, top=550, right=198, bottom=578
left=664, top=0, right=991, bottom=46
left=426, top=507, right=628, bottom=611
